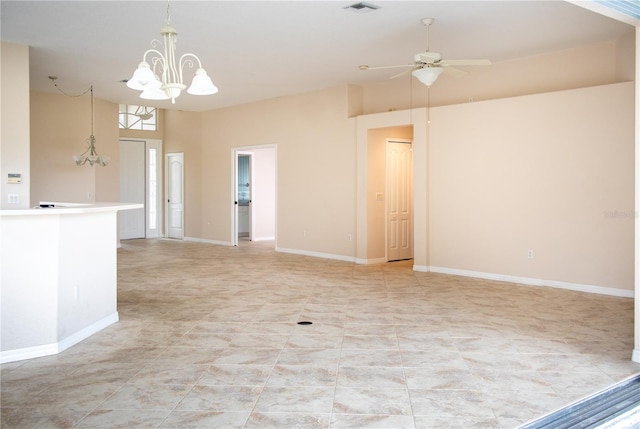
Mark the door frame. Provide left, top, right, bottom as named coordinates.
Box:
left=355, top=108, right=429, bottom=269
left=165, top=152, right=184, bottom=239
left=385, top=138, right=414, bottom=261
left=230, top=144, right=277, bottom=246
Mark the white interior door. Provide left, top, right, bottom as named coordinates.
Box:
left=120, top=140, right=145, bottom=239
left=166, top=153, right=184, bottom=239
left=386, top=140, right=413, bottom=261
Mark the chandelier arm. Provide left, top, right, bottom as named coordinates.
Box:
left=77, top=145, right=91, bottom=157
left=142, top=46, right=166, bottom=61
left=149, top=56, right=166, bottom=83
left=178, top=53, right=203, bottom=81
left=142, top=48, right=167, bottom=74
left=179, top=53, right=203, bottom=69
left=179, top=53, right=205, bottom=91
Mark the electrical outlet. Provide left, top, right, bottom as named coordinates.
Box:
left=527, top=249, right=534, bottom=259
left=8, top=194, right=19, bottom=204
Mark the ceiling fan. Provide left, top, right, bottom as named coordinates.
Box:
left=359, top=17, right=491, bottom=86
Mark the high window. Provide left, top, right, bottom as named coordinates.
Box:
left=119, top=104, right=157, bottom=131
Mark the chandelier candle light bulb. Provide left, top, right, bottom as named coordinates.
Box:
left=127, top=2, right=218, bottom=104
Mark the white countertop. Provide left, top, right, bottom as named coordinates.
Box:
left=0, top=202, right=143, bottom=216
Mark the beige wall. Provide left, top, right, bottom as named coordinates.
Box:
left=362, top=36, right=634, bottom=115
left=196, top=86, right=357, bottom=256
left=30, top=91, right=119, bottom=205
left=1, top=42, right=30, bottom=209
left=429, top=82, right=635, bottom=291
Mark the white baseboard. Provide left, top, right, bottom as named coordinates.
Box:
left=427, top=266, right=633, bottom=298
left=0, top=312, right=119, bottom=364
left=360, top=257, right=387, bottom=265
left=168, top=239, right=635, bottom=299
left=252, top=236, right=275, bottom=242
left=276, top=246, right=356, bottom=263
left=184, top=236, right=233, bottom=246
left=632, top=349, right=640, bottom=363
left=0, top=343, right=60, bottom=364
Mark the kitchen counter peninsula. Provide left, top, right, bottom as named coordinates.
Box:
left=0, top=202, right=142, bottom=363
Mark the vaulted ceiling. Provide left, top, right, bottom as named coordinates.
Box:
left=1, top=1, right=635, bottom=112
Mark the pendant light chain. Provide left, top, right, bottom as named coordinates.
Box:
left=49, top=76, right=91, bottom=98
left=90, top=85, right=94, bottom=138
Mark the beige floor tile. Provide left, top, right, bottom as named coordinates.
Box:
left=159, top=410, right=249, bottom=428
left=245, top=412, right=330, bottom=429
left=2, top=238, right=639, bottom=429
left=333, top=387, right=412, bottom=415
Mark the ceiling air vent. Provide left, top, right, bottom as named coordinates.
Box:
left=344, top=2, right=380, bottom=13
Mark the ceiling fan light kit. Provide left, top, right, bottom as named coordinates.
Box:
left=412, top=67, right=443, bottom=87
left=359, top=17, right=491, bottom=87
left=127, top=1, right=218, bottom=104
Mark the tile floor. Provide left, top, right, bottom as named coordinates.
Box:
left=2, top=238, right=639, bottom=428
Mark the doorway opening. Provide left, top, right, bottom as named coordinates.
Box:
left=237, top=153, right=252, bottom=242
left=231, top=145, right=277, bottom=247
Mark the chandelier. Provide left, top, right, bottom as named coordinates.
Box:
left=73, top=86, right=110, bottom=167
left=127, top=1, right=218, bottom=104
left=49, top=76, right=109, bottom=167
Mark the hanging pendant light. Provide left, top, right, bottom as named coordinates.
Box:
left=73, top=86, right=110, bottom=167
left=127, top=1, right=218, bottom=104
left=49, top=77, right=109, bottom=167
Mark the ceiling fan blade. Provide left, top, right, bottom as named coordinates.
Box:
left=441, top=66, right=467, bottom=77
left=439, top=59, right=492, bottom=66
left=389, top=67, right=417, bottom=79
left=359, top=64, right=415, bottom=71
